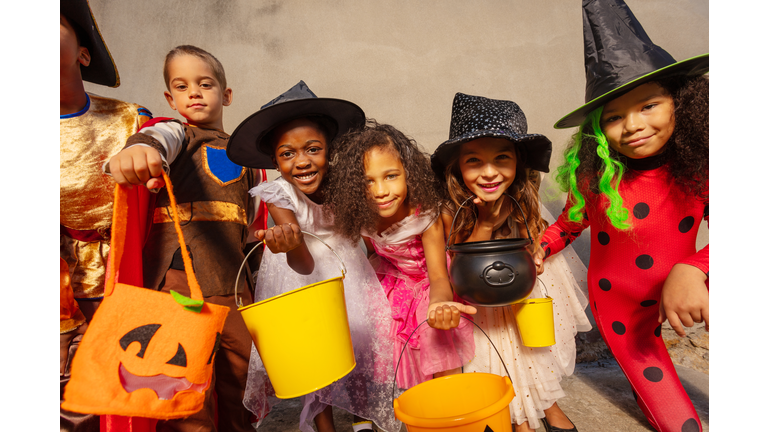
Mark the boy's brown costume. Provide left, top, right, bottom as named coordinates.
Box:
left=60, top=0, right=152, bottom=431
left=125, top=118, right=264, bottom=432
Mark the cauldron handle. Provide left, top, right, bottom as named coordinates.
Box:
left=446, top=193, right=533, bottom=250
left=391, top=316, right=512, bottom=402
left=233, top=231, right=347, bottom=308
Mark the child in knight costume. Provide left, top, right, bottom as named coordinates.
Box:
left=107, top=45, right=267, bottom=432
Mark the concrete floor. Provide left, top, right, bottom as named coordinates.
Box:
left=251, top=359, right=708, bottom=431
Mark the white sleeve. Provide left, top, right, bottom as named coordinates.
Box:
left=138, top=121, right=186, bottom=165
left=249, top=178, right=297, bottom=214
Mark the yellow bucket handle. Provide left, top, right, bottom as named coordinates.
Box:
left=392, top=316, right=512, bottom=402
left=233, top=231, right=347, bottom=308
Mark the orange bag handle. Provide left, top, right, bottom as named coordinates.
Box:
left=105, top=172, right=203, bottom=301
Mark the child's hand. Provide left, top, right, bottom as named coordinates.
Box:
left=658, top=263, right=709, bottom=337
left=427, top=302, right=477, bottom=330
left=256, top=223, right=303, bottom=254
left=530, top=244, right=545, bottom=275
left=108, top=146, right=165, bottom=189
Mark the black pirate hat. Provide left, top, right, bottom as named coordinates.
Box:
left=227, top=81, right=365, bottom=169
left=554, top=0, right=708, bottom=129
left=60, top=0, right=120, bottom=88
left=431, top=92, right=552, bottom=180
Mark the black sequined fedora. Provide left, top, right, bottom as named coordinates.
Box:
left=60, top=0, right=120, bottom=88
left=431, top=92, right=552, bottom=180
left=554, top=0, right=708, bottom=129
left=228, top=81, right=365, bottom=169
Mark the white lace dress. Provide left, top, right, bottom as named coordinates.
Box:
left=243, top=177, right=399, bottom=432
left=462, top=205, right=591, bottom=430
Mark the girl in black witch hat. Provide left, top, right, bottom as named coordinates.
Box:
left=540, top=1, right=709, bottom=431
left=432, top=92, right=592, bottom=432
left=228, top=81, right=399, bottom=432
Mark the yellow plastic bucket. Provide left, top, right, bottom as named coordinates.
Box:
left=393, top=317, right=515, bottom=431
left=234, top=233, right=355, bottom=399
left=512, top=296, right=555, bottom=347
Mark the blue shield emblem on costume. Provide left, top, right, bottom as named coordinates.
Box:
left=203, top=145, right=246, bottom=186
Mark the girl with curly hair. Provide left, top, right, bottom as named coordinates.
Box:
left=325, top=120, right=477, bottom=390
left=540, top=1, right=709, bottom=431
left=432, top=92, right=591, bottom=432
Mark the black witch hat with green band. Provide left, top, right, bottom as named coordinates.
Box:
left=61, top=0, right=121, bottom=88
left=554, top=0, right=708, bottom=129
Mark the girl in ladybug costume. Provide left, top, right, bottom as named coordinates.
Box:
left=539, top=1, right=708, bottom=431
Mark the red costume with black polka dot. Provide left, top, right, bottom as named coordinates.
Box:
left=541, top=164, right=708, bottom=432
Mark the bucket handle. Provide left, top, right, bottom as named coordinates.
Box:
left=511, top=277, right=550, bottom=306
left=391, top=316, right=512, bottom=402
left=446, top=193, right=533, bottom=250
left=233, top=231, right=347, bottom=308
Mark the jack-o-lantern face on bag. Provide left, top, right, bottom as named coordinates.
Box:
left=61, top=175, right=230, bottom=419
left=61, top=283, right=229, bottom=419
left=118, top=323, right=222, bottom=400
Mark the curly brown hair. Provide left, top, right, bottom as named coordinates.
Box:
left=443, top=142, right=548, bottom=246
left=324, top=119, right=445, bottom=242
left=558, top=74, right=709, bottom=199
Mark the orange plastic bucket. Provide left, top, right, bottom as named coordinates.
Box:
left=393, top=318, right=516, bottom=431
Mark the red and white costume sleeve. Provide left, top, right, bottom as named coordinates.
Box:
left=541, top=165, right=708, bottom=432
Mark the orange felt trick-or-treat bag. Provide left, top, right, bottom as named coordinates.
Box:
left=61, top=172, right=229, bottom=419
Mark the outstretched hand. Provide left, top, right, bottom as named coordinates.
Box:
left=658, top=263, right=709, bottom=337
left=427, top=302, right=477, bottom=330
left=255, top=223, right=303, bottom=254
left=108, top=146, right=165, bottom=189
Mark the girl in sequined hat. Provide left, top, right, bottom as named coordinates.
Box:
left=432, top=92, right=592, bottom=432
left=540, top=1, right=708, bottom=431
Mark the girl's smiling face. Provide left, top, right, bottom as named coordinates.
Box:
left=458, top=138, right=517, bottom=202
left=600, top=82, right=675, bottom=159
left=364, top=145, right=410, bottom=224
left=272, top=118, right=329, bottom=203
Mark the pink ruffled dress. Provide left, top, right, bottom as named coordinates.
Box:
left=366, top=210, right=475, bottom=390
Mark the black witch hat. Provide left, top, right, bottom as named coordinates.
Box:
left=60, top=0, right=120, bottom=88
left=554, top=0, right=708, bottom=129
left=227, top=81, right=365, bottom=169
left=431, top=93, right=552, bottom=180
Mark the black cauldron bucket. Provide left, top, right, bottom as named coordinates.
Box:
left=447, top=194, right=536, bottom=307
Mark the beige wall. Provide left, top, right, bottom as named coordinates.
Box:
left=84, top=0, right=709, bottom=262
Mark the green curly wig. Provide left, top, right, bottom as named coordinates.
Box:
left=555, top=107, right=631, bottom=230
